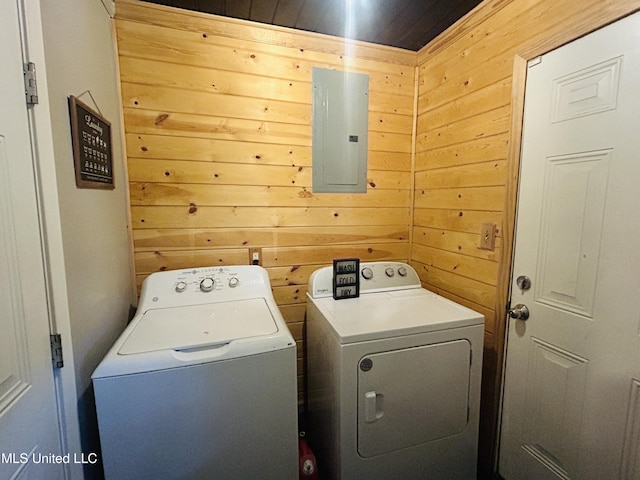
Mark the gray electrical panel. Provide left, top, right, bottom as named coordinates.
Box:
left=312, top=67, right=369, bottom=193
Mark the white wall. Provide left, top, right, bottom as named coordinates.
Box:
left=37, top=0, right=134, bottom=477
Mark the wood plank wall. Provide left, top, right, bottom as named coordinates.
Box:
left=413, top=0, right=640, bottom=475
left=115, top=0, right=640, bottom=474
left=114, top=0, right=416, bottom=401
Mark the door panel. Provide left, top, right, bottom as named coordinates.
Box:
left=0, top=136, right=31, bottom=408
left=522, top=338, right=588, bottom=476
left=0, top=137, right=32, bottom=412
left=357, top=340, right=471, bottom=458
left=551, top=56, right=622, bottom=122
left=536, top=150, right=610, bottom=317
left=500, top=11, right=640, bottom=480
left=621, top=380, right=640, bottom=479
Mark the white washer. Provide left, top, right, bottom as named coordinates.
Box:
left=93, top=266, right=298, bottom=480
left=306, top=261, right=484, bottom=479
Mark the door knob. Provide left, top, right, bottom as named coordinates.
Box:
left=508, top=304, right=530, bottom=321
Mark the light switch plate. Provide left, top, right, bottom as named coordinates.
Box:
left=479, top=223, right=497, bottom=250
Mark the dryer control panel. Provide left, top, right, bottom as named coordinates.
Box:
left=309, top=262, right=421, bottom=298
left=138, top=265, right=273, bottom=309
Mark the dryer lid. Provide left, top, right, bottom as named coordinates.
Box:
left=118, top=298, right=278, bottom=355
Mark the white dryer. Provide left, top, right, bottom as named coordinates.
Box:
left=93, top=266, right=298, bottom=480
left=306, top=261, right=484, bottom=479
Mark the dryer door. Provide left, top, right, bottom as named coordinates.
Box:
left=357, top=339, right=471, bottom=458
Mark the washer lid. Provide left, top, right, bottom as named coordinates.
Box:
left=118, top=298, right=278, bottom=355
left=311, top=288, right=484, bottom=343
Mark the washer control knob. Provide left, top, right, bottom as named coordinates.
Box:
left=200, top=277, right=215, bottom=292
left=175, top=281, right=187, bottom=293
left=385, top=267, right=395, bottom=277
left=398, top=266, right=407, bottom=277
left=228, top=277, right=239, bottom=288
left=361, top=267, right=374, bottom=280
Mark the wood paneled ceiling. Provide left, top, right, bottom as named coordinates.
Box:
left=144, top=0, right=483, bottom=51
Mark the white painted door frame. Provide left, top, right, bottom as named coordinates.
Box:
left=16, top=0, right=83, bottom=477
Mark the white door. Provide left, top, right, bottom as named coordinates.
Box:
left=499, top=12, right=640, bottom=480
left=0, top=1, right=65, bottom=479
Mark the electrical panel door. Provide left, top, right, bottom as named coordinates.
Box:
left=312, top=67, right=368, bottom=193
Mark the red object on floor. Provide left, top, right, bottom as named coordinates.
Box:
left=298, top=433, right=319, bottom=480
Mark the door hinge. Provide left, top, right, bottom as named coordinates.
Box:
left=50, top=334, right=64, bottom=369
left=23, top=62, right=39, bottom=106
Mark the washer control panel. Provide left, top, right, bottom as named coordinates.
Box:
left=138, top=265, right=270, bottom=309
left=171, top=267, right=243, bottom=294
left=309, top=262, right=421, bottom=298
